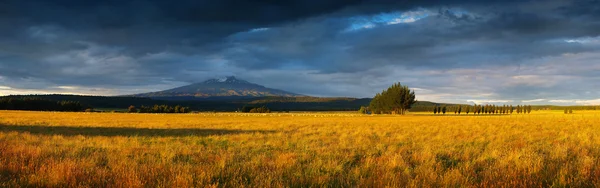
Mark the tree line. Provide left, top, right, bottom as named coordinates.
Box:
left=433, top=105, right=533, bottom=115
left=1, top=95, right=369, bottom=112
left=0, top=97, right=84, bottom=112
left=128, top=105, right=191, bottom=113
left=359, top=82, right=543, bottom=116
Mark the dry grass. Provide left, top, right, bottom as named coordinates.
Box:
left=1, top=110, right=600, bottom=187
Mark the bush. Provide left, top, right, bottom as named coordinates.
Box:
left=136, top=105, right=191, bottom=113
left=358, top=106, right=368, bottom=114
left=128, top=105, right=137, bottom=113
left=245, top=106, right=271, bottom=113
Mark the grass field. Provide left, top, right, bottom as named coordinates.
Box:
left=1, top=110, right=600, bottom=187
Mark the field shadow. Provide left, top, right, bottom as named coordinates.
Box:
left=0, top=124, right=275, bottom=137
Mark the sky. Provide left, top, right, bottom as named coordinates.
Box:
left=1, top=0, right=600, bottom=105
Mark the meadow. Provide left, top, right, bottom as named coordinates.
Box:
left=1, top=110, right=600, bottom=187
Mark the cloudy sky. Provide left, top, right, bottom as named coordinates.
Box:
left=1, top=0, right=600, bottom=105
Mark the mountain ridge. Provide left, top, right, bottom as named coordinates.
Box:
left=131, top=76, right=305, bottom=98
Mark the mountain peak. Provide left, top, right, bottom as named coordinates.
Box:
left=203, top=76, right=250, bottom=84
left=132, top=76, right=305, bottom=98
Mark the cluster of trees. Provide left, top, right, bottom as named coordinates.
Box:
left=249, top=106, right=271, bottom=113
left=516, top=105, right=533, bottom=114
left=0, top=97, right=84, bottom=112
left=433, top=105, right=533, bottom=115
left=564, top=109, right=574, bottom=114
left=241, top=105, right=271, bottom=113
left=369, top=83, right=416, bottom=115
left=128, top=105, right=191, bottom=113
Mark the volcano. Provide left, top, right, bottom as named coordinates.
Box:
left=132, top=76, right=305, bottom=98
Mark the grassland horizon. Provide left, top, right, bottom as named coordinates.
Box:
left=1, top=110, right=600, bottom=187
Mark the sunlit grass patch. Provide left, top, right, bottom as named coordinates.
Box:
left=1, top=110, right=600, bottom=187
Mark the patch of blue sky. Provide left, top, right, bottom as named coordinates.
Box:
left=346, top=21, right=376, bottom=32
left=344, top=8, right=432, bottom=32
left=564, top=36, right=600, bottom=44
left=386, top=11, right=430, bottom=25
left=249, top=27, right=270, bottom=32
left=228, top=27, right=271, bottom=40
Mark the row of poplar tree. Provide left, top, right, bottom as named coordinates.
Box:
left=433, top=105, right=533, bottom=114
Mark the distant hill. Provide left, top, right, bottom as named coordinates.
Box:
left=0, top=94, right=467, bottom=112
left=131, top=76, right=305, bottom=98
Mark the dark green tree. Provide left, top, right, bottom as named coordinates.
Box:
left=369, top=83, right=416, bottom=115
left=359, top=106, right=368, bottom=114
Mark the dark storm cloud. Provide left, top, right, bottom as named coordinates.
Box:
left=1, top=0, right=600, bottom=104
left=0, top=0, right=525, bottom=56
left=222, top=3, right=600, bottom=73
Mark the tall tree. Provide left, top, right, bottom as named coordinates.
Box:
left=369, top=83, right=416, bottom=115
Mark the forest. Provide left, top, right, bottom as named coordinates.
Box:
left=0, top=97, right=84, bottom=112
left=0, top=94, right=598, bottom=113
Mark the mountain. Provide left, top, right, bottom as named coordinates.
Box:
left=132, top=76, right=305, bottom=98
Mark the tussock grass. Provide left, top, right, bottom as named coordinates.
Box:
left=1, top=110, right=600, bottom=187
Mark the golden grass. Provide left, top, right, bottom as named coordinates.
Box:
left=1, top=110, right=600, bottom=187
